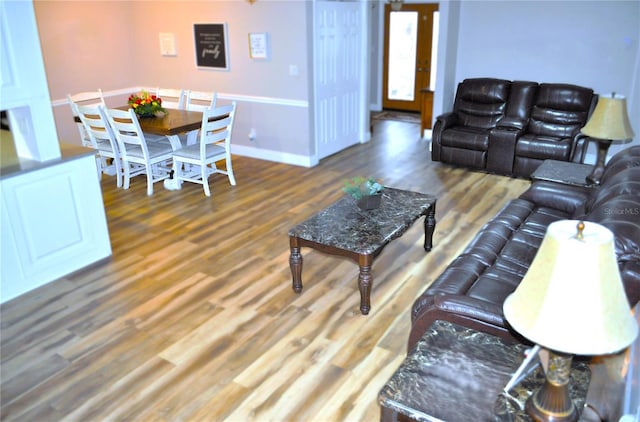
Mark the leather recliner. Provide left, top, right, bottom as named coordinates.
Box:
left=431, top=78, right=511, bottom=170
left=512, top=83, right=596, bottom=177
left=432, top=79, right=597, bottom=178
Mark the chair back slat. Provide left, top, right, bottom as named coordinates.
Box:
left=76, top=104, right=115, bottom=146
left=156, top=88, right=186, bottom=109
left=186, top=90, right=217, bottom=111
left=67, top=89, right=106, bottom=145
left=106, top=108, right=146, bottom=148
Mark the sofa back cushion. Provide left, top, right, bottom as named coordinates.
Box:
left=600, top=146, right=640, bottom=185
left=583, top=195, right=640, bottom=261
left=583, top=167, right=640, bottom=214
left=453, top=78, right=511, bottom=129
left=526, top=83, right=595, bottom=138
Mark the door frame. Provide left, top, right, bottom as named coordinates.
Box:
left=382, top=2, right=438, bottom=113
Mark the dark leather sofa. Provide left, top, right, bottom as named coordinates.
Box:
left=410, top=145, right=640, bottom=351
left=431, top=78, right=597, bottom=178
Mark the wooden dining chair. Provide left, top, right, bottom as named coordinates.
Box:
left=105, top=108, right=175, bottom=196
left=74, top=104, right=123, bottom=188
left=171, top=102, right=237, bottom=197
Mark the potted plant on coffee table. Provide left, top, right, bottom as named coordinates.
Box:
left=342, top=176, right=384, bottom=210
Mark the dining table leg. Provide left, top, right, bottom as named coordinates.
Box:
left=163, top=134, right=183, bottom=191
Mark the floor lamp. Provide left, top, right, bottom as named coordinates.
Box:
left=581, top=93, right=634, bottom=185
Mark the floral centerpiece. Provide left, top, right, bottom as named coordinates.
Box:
left=342, top=176, right=384, bottom=210
left=127, top=91, right=166, bottom=118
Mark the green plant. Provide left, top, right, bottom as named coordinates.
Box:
left=342, top=176, right=384, bottom=200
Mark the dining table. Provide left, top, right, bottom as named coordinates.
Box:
left=74, top=106, right=203, bottom=148
left=115, top=106, right=203, bottom=150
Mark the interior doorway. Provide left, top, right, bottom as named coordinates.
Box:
left=382, top=3, right=439, bottom=114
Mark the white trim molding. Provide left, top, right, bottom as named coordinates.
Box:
left=232, top=144, right=318, bottom=168
left=51, top=87, right=308, bottom=109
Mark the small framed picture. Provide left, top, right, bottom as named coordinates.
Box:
left=194, top=23, right=229, bottom=70
left=159, top=32, right=177, bottom=56
left=248, top=32, right=269, bottom=60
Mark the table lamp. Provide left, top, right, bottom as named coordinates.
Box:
left=581, top=93, right=634, bottom=185
left=503, top=220, right=638, bottom=422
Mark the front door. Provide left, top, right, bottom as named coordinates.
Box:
left=382, top=3, right=438, bottom=113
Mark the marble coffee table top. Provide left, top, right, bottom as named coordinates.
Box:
left=288, top=187, right=436, bottom=255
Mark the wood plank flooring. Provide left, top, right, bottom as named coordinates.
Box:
left=0, top=119, right=530, bottom=421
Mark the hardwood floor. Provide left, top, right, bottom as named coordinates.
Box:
left=0, top=119, right=530, bottom=421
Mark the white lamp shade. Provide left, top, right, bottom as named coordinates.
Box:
left=503, top=220, right=638, bottom=355
left=581, top=94, right=635, bottom=141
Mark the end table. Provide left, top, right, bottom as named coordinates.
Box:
left=378, top=320, right=590, bottom=421
left=530, top=160, right=594, bottom=188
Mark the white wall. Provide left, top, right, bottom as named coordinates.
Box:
left=35, top=0, right=315, bottom=166
left=439, top=0, right=640, bottom=160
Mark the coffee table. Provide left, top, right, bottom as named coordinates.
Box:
left=288, top=187, right=437, bottom=315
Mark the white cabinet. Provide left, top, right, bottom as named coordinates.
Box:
left=1, top=149, right=112, bottom=302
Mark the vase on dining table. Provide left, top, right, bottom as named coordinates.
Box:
left=136, top=110, right=166, bottom=119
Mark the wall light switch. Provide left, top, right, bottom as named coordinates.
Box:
left=289, top=65, right=299, bottom=76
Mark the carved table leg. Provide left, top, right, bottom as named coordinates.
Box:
left=358, top=255, right=374, bottom=315
left=424, top=202, right=436, bottom=251
left=289, top=237, right=303, bottom=293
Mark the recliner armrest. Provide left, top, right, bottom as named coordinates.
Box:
left=496, top=116, right=527, bottom=131
left=434, top=111, right=458, bottom=130
left=571, top=133, right=590, bottom=163
left=409, top=293, right=514, bottom=350
left=519, top=181, right=591, bottom=215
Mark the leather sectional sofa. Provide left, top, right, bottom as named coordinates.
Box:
left=431, top=78, right=597, bottom=177
left=410, top=145, right=640, bottom=351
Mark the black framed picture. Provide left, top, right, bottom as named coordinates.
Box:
left=194, top=23, right=229, bottom=70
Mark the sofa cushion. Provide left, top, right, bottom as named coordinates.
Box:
left=583, top=196, right=640, bottom=260
left=526, top=107, right=589, bottom=138
left=582, top=168, right=640, bottom=214
left=467, top=266, right=523, bottom=303
left=600, top=152, right=640, bottom=185
left=453, top=78, right=511, bottom=129
left=514, top=135, right=572, bottom=160
left=441, top=127, right=490, bottom=150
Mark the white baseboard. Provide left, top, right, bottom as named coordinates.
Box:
left=231, top=144, right=318, bottom=168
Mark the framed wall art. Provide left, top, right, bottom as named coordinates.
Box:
left=194, top=23, right=229, bottom=70
left=248, top=32, right=269, bottom=60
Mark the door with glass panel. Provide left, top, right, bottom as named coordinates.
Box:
left=383, top=3, right=439, bottom=112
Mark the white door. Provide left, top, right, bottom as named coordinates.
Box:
left=314, top=1, right=368, bottom=160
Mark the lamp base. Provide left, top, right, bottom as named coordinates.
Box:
left=525, top=352, right=578, bottom=422
left=586, top=139, right=612, bottom=186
